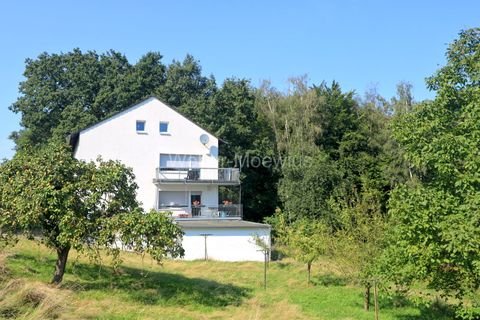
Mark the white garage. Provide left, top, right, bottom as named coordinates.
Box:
left=177, top=220, right=271, bottom=261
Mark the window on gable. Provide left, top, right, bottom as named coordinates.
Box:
left=136, top=120, right=146, bottom=132
left=159, top=122, right=169, bottom=134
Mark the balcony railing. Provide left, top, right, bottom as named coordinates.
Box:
left=155, top=167, right=240, bottom=185
left=158, top=204, right=242, bottom=219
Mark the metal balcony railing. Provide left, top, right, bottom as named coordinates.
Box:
left=158, top=204, right=243, bottom=219
left=155, top=167, right=240, bottom=184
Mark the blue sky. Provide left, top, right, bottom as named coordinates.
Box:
left=0, top=0, right=478, bottom=159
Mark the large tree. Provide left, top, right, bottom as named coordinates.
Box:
left=0, top=143, right=184, bottom=284
left=212, top=79, right=278, bottom=221
left=9, top=49, right=168, bottom=149
left=384, top=28, right=480, bottom=307
left=260, top=78, right=388, bottom=223
left=156, top=54, right=217, bottom=119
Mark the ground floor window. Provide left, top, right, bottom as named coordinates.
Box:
left=158, top=191, right=188, bottom=208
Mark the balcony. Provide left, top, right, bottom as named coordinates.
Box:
left=158, top=204, right=243, bottom=220
left=154, top=168, right=240, bottom=185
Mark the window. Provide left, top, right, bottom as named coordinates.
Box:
left=160, top=154, right=202, bottom=169
left=136, top=120, right=146, bottom=133
left=158, top=191, right=188, bottom=208
left=159, top=122, right=169, bottom=134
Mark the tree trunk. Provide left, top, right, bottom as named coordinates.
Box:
left=51, top=246, right=70, bottom=285
left=374, top=281, right=379, bottom=320
left=364, top=283, right=371, bottom=311
left=307, top=262, right=311, bottom=285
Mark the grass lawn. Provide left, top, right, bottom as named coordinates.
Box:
left=0, top=240, right=453, bottom=320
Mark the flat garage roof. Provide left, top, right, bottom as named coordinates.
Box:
left=176, top=219, right=270, bottom=229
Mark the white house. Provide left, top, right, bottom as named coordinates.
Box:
left=72, top=97, right=270, bottom=261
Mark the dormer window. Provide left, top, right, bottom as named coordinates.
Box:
left=136, top=120, right=146, bottom=133
left=160, top=122, right=169, bottom=134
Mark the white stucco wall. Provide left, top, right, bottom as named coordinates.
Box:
left=73, top=97, right=272, bottom=262
left=74, top=97, right=219, bottom=211
left=181, top=227, right=271, bottom=261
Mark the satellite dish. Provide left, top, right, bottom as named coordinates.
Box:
left=200, top=134, right=209, bottom=145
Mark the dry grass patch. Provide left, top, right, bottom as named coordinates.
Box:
left=0, top=253, right=10, bottom=281
left=221, top=298, right=309, bottom=320
left=0, top=279, right=71, bottom=319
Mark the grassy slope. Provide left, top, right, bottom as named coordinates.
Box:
left=0, top=240, right=451, bottom=320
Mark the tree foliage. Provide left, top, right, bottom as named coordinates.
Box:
left=0, top=143, right=184, bottom=284
left=288, top=218, right=329, bottom=284
left=267, top=210, right=328, bottom=284
left=260, top=75, right=412, bottom=313
left=208, top=78, right=279, bottom=221
left=383, top=28, right=480, bottom=309
left=258, top=78, right=398, bottom=225
left=9, top=50, right=165, bottom=149
left=157, top=54, right=216, bottom=115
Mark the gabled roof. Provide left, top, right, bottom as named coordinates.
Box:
left=68, top=96, right=223, bottom=151
left=80, top=96, right=219, bottom=139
